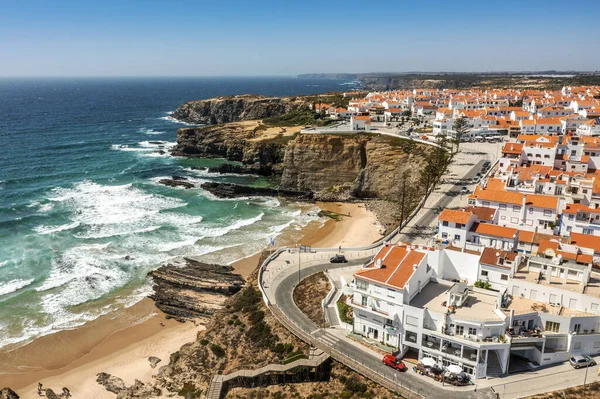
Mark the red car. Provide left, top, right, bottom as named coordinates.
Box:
left=382, top=354, right=406, bottom=371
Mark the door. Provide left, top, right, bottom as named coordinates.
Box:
left=512, top=286, right=520, bottom=296
left=528, top=320, right=534, bottom=330
left=373, top=329, right=379, bottom=339
left=530, top=290, right=537, bottom=300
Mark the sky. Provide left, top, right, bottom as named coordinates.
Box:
left=1, top=0, right=599, bottom=77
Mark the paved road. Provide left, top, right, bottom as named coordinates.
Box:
left=398, top=158, right=486, bottom=243
left=272, top=259, right=497, bottom=399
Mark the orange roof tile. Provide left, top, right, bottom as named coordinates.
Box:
left=354, top=244, right=426, bottom=289
left=472, top=188, right=524, bottom=205
left=470, top=223, right=518, bottom=239
left=524, top=194, right=558, bottom=210
left=438, top=209, right=473, bottom=225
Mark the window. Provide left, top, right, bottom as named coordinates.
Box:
left=385, top=318, right=394, bottom=327
left=513, top=205, right=521, bottom=212
left=529, top=207, right=533, bottom=214
left=511, top=217, right=519, bottom=223
left=456, top=325, right=464, bottom=335
left=373, top=285, right=381, bottom=294
left=468, top=327, right=477, bottom=335
left=442, top=232, right=448, bottom=238
left=455, top=223, right=464, bottom=229
left=356, top=279, right=368, bottom=290
left=442, top=221, right=449, bottom=227
left=483, top=201, right=490, bottom=207
left=499, top=204, right=507, bottom=210
left=388, top=289, right=395, bottom=298
left=574, top=324, right=581, bottom=333
left=568, top=214, right=574, bottom=220
left=501, top=215, right=506, bottom=220
left=481, top=270, right=489, bottom=277
left=545, top=321, right=560, bottom=333
left=454, top=234, right=461, bottom=240
left=501, top=274, right=508, bottom=281
left=361, top=296, right=368, bottom=307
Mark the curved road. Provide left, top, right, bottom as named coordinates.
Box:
left=272, top=259, right=497, bottom=399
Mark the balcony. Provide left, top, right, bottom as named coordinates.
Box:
left=405, top=331, right=418, bottom=344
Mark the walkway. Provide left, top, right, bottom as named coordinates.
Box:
left=205, top=348, right=330, bottom=399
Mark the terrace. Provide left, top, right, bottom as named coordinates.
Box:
left=411, top=282, right=502, bottom=322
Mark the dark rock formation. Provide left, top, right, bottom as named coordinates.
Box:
left=171, top=94, right=303, bottom=125
left=148, top=259, right=245, bottom=322
left=44, top=390, right=58, bottom=399
left=96, top=372, right=126, bottom=394
left=158, top=179, right=194, bottom=189
left=148, top=356, right=161, bottom=368
left=206, top=163, right=261, bottom=175
left=200, top=182, right=313, bottom=199
left=0, top=388, right=19, bottom=399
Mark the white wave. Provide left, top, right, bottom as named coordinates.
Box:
left=159, top=115, right=199, bottom=126
left=0, top=278, right=34, bottom=297
left=157, top=237, right=198, bottom=252
left=260, top=198, right=281, bottom=208
left=34, top=221, right=80, bottom=235
left=200, top=213, right=264, bottom=238
left=27, top=201, right=40, bottom=208
left=0, top=260, right=8, bottom=268
left=138, top=128, right=166, bottom=135
left=187, top=167, right=257, bottom=178
left=138, top=140, right=176, bottom=148
left=111, top=144, right=153, bottom=152
left=199, top=189, right=249, bottom=202
left=48, top=180, right=184, bottom=240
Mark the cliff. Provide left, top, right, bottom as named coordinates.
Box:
left=279, top=134, right=429, bottom=200
left=171, top=94, right=305, bottom=125
left=171, top=120, right=301, bottom=176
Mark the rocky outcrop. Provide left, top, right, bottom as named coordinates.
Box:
left=96, top=372, right=126, bottom=394
left=205, top=163, right=261, bottom=175
left=148, top=258, right=245, bottom=322
left=200, top=182, right=313, bottom=199
left=0, top=388, right=19, bottom=399
left=158, top=178, right=195, bottom=189
left=148, top=356, right=162, bottom=368
left=171, top=121, right=290, bottom=176
left=171, top=94, right=304, bottom=125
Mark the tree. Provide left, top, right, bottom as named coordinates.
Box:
left=394, top=170, right=417, bottom=230
left=452, top=116, right=470, bottom=152
left=419, top=145, right=452, bottom=198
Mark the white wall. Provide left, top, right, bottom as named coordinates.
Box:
left=439, top=249, right=480, bottom=283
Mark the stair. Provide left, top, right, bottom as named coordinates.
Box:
left=486, top=350, right=503, bottom=377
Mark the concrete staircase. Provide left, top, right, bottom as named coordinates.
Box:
left=204, top=348, right=329, bottom=399
left=486, top=350, right=503, bottom=377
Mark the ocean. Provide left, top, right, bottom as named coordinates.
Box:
left=0, top=76, right=353, bottom=348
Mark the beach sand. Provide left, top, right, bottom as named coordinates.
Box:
left=0, top=202, right=381, bottom=397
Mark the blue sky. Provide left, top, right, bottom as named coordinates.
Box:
left=1, top=0, right=599, bottom=76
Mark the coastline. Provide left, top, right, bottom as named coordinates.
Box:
left=0, top=201, right=382, bottom=397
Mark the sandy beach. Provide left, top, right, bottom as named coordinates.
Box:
left=0, top=202, right=381, bottom=397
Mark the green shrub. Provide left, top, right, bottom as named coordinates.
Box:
left=209, top=344, right=225, bottom=358
left=199, top=339, right=209, bottom=346
left=474, top=280, right=492, bottom=290
left=177, top=382, right=202, bottom=398
left=337, top=300, right=353, bottom=324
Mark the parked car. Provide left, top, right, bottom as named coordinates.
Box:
left=329, top=254, right=348, bottom=263
left=461, top=186, right=469, bottom=194
left=382, top=354, right=407, bottom=371
left=569, top=355, right=596, bottom=369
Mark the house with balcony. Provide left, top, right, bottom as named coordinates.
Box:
left=351, top=243, right=432, bottom=350
left=468, top=187, right=525, bottom=230
left=403, top=279, right=511, bottom=379
left=560, top=203, right=600, bottom=237
left=467, top=223, right=519, bottom=251
left=478, top=248, right=522, bottom=290
left=522, top=194, right=560, bottom=234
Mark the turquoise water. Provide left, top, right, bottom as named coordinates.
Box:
left=0, top=77, right=351, bottom=347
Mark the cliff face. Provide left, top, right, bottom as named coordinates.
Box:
left=171, top=121, right=296, bottom=175
left=279, top=134, right=428, bottom=200
left=171, top=94, right=304, bottom=125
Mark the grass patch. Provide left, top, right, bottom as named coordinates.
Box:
left=263, top=107, right=335, bottom=127
left=178, top=382, right=202, bottom=398
left=318, top=210, right=343, bottom=221
left=337, top=296, right=354, bottom=324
